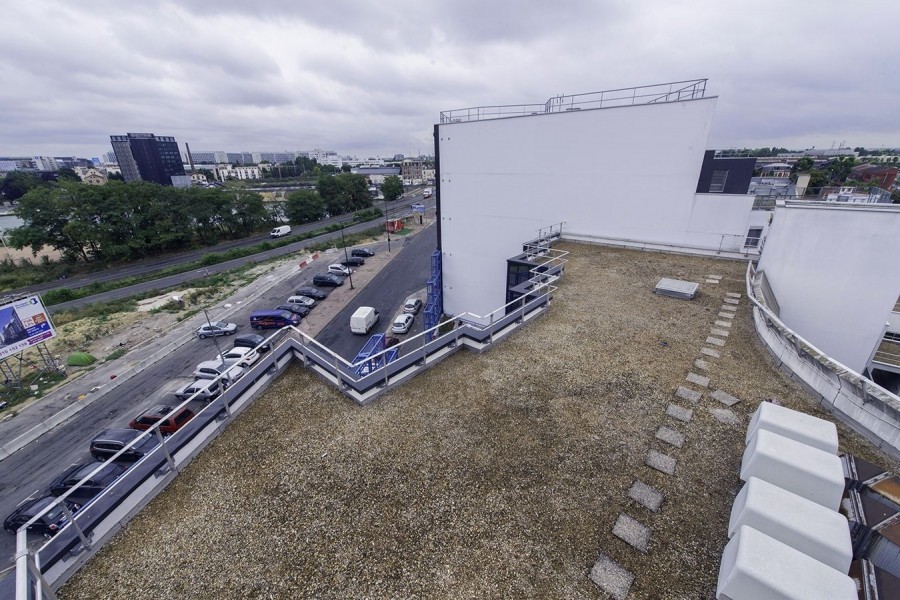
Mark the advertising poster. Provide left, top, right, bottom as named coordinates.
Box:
left=0, top=295, right=57, bottom=360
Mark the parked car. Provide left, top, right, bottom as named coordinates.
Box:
left=48, top=461, right=128, bottom=502
left=384, top=336, right=400, bottom=349
left=250, top=310, right=301, bottom=330
left=233, top=333, right=271, bottom=354
left=313, top=273, right=344, bottom=287
left=341, top=257, right=365, bottom=267
left=403, top=297, right=423, bottom=315
left=392, top=313, right=415, bottom=334
left=4, top=496, right=81, bottom=537
left=327, top=264, right=351, bottom=276
left=193, top=361, right=245, bottom=384
left=174, top=378, right=221, bottom=401
left=219, top=346, right=259, bottom=367
left=197, top=321, right=237, bottom=339
left=294, top=287, right=327, bottom=300
left=129, top=405, right=196, bottom=435
left=351, top=248, right=375, bottom=258
left=90, top=429, right=160, bottom=462
left=275, top=304, right=310, bottom=318
left=286, top=295, right=316, bottom=308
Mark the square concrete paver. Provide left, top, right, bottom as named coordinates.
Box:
left=710, top=407, right=741, bottom=426
left=666, top=403, right=693, bottom=422
left=589, top=553, right=634, bottom=600
left=656, top=425, right=685, bottom=448
left=714, top=320, right=732, bottom=328
left=629, top=480, right=665, bottom=512
left=705, top=336, right=726, bottom=347
left=613, top=513, right=651, bottom=553
left=700, top=347, right=721, bottom=358
left=686, top=373, right=709, bottom=388
left=710, top=328, right=730, bottom=337
left=718, top=312, right=735, bottom=319
left=676, top=385, right=702, bottom=403
left=711, top=389, right=741, bottom=407
left=693, top=359, right=709, bottom=371
left=646, top=450, right=677, bottom=475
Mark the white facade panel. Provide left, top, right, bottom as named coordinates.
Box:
left=757, top=203, right=900, bottom=373
left=438, top=97, right=738, bottom=319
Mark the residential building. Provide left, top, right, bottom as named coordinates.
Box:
left=79, top=168, right=108, bottom=186
left=32, top=156, right=59, bottom=171
left=110, top=133, right=186, bottom=186
left=308, top=149, right=343, bottom=168
left=850, top=163, right=898, bottom=189
left=225, top=152, right=254, bottom=165
left=820, top=186, right=892, bottom=203
left=214, top=164, right=261, bottom=181
left=401, top=160, right=425, bottom=185
left=183, top=150, right=228, bottom=164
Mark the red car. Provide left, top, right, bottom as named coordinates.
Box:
left=129, top=405, right=195, bottom=436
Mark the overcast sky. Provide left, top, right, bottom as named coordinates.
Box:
left=2, top=0, right=898, bottom=159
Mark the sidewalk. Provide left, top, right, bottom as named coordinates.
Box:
left=0, top=223, right=433, bottom=462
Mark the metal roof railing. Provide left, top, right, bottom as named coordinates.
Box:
left=440, top=79, right=708, bottom=124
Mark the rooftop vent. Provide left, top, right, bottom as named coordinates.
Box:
left=654, top=278, right=699, bottom=300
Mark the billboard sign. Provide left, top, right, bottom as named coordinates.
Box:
left=0, top=295, right=57, bottom=360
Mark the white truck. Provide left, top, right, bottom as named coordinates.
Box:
left=350, top=306, right=379, bottom=335
left=270, top=225, right=291, bottom=238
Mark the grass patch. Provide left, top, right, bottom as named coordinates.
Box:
left=0, top=370, right=68, bottom=413
left=52, top=298, right=139, bottom=326
left=104, top=347, right=128, bottom=362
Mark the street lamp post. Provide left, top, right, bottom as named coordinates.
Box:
left=202, top=308, right=226, bottom=365
left=384, top=197, right=391, bottom=253
left=340, top=221, right=354, bottom=289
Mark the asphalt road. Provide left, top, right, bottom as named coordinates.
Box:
left=4, top=191, right=430, bottom=302
left=0, top=214, right=437, bottom=577
left=315, top=225, right=436, bottom=361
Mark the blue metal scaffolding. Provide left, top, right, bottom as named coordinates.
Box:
left=424, top=249, right=442, bottom=340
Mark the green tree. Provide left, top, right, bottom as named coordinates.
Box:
left=9, top=185, right=92, bottom=260
left=0, top=171, right=42, bottom=202
left=381, top=175, right=403, bottom=202
left=107, top=172, right=125, bottom=181
left=340, top=164, right=352, bottom=173
left=336, top=173, right=372, bottom=211
left=285, top=190, right=325, bottom=224
left=57, top=167, right=80, bottom=182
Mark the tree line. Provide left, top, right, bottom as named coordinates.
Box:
left=8, top=181, right=271, bottom=262
left=284, top=173, right=390, bottom=224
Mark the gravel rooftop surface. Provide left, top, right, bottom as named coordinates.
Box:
left=59, top=242, right=898, bottom=599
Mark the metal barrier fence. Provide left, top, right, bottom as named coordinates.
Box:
left=746, top=262, right=900, bottom=459
left=439, top=79, right=707, bottom=124
left=13, top=253, right=568, bottom=599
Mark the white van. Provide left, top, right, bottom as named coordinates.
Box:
left=270, top=225, right=291, bottom=238
left=350, top=306, right=379, bottom=335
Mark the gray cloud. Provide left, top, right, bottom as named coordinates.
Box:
left=1, top=0, right=898, bottom=159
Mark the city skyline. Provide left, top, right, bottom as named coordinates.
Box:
left=1, top=1, right=899, bottom=159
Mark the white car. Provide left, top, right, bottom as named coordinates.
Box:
left=327, top=264, right=351, bottom=276
left=391, top=313, right=414, bottom=334
left=218, top=347, right=259, bottom=368
left=196, top=321, right=237, bottom=338
left=286, top=295, right=316, bottom=308
left=193, top=361, right=245, bottom=384
left=403, top=297, right=423, bottom=315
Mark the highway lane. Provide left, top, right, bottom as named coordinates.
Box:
left=315, top=224, right=437, bottom=361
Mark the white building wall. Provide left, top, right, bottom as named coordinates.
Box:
left=757, top=202, right=900, bottom=373
left=437, top=97, right=750, bottom=319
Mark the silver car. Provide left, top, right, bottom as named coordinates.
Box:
left=173, top=379, right=221, bottom=401
left=197, top=321, right=237, bottom=339
left=193, top=361, right=245, bottom=384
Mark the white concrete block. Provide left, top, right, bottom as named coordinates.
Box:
left=717, top=526, right=856, bottom=600
left=740, top=429, right=844, bottom=510
left=746, top=402, right=838, bottom=455
left=728, top=477, right=852, bottom=573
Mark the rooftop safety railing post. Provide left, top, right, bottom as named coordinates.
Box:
left=489, top=312, right=495, bottom=344
left=334, top=354, right=343, bottom=389
left=15, top=530, right=29, bottom=600
left=383, top=353, right=389, bottom=388
left=60, top=501, right=90, bottom=549
left=422, top=329, right=428, bottom=366
left=155, top=427, right=175, bottom=470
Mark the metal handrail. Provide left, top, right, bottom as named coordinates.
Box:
left=440, top=79, right=708, bottom=123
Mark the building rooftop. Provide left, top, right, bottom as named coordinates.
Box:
left=59, top=242, right=897, bottom=598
